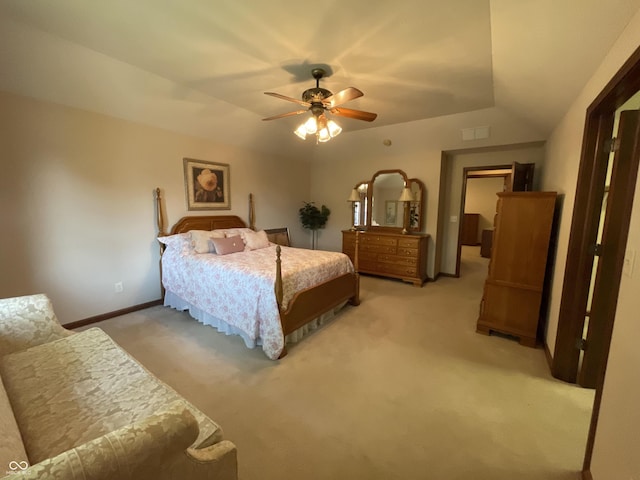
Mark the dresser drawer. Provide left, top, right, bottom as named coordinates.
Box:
left=377, top=254, right=418, bottom=267
left=378, top=263, right=418, bottom=277
left=396, top=247, right=418, bottom=258
left=397, top=237, right=420, bottom=248
left=359, top=244, right=396, bottom=254
left=360, top=235, right=397, bottom=247
left=356, top=251, right=379, bottom=262
left=358, top=260, right=379, bottom=271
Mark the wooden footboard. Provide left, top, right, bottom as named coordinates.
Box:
left=274, top=245, right=360, bottom=357
left=280, top=272, right=360, bottom=333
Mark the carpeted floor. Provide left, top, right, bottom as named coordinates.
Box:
left=84, top=246, right=594, bottom=480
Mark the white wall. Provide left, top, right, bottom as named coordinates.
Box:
left=465, top=176, right=505, bottom=242
left=0, top=91, right=310, bottom=323
left=539, top=8, right=640, bottom=480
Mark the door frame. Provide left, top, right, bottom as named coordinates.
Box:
left=455, top=165, right=511, bottom=276
left=548, top=44, right=640, bottom=474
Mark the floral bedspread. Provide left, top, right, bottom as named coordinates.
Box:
left=161, top=245, right=354, bottom=359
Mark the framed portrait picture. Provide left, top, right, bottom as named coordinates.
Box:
left=183, top=158, right=230, bottom=210
left=385, top=200, right=397, bottom=225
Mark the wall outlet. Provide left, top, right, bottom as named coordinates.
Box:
left=114, top=282, right=123, bottom=293
left=450, top=215, right=458, bottom=223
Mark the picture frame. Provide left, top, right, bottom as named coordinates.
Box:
left=384, top=200, right=397, bottom=225
left=183, top=158, right=230, bottom=210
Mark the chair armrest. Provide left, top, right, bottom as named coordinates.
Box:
left=0, top=294, right=72, bottom=357
left=14, top=401, right=237, bottom=480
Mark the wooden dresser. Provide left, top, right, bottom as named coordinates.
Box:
left=476, top=192, right=556, bottom=347
left=342, top=230, right=429, bottom=286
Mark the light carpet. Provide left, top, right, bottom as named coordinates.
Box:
left=82, top=246, right=594, bottom=480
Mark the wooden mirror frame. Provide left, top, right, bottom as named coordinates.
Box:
left=351, top=180, right=369, bottom=228
left=366, top=169, right=409, bottom=232
left=407, top=178, right=425, bottom=232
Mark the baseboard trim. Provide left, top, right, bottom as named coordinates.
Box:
left=64, top=299, right=163, bottom=330
left=543, top=341, right=553, bottom=371
left=582, top=469, right=593, bottom=480
left=438, top=272, right=459, bottom=278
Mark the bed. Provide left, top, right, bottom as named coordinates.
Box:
left=154, top=189, right=360, bottom=359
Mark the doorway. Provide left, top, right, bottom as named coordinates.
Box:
left=455, top=162, right=534, bottom=277
left=435, top=145, right=544, bottom=279
left=456, top=166, right=511, bottom=276
left=548, top=45, right=640, bottom=474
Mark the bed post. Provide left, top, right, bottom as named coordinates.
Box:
left=274, top=245, right=283, bottom=308
left=249, top=193, right=256, bottom=230
left=156, top=188, right=166, bottom=238
left=155, top=188, right=166, bottom=299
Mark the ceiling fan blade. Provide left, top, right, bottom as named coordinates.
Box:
left=262, top=110, right=308, bottom=121
left=330, top=107, right=377, bottom=122
left=264, top=92, right=310, bottom=107
left=323, top=87, right=364, bottom=108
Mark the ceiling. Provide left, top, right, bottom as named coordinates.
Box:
left=0, top=0, right=639, bottom=158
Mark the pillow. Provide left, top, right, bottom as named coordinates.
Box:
left=242, top=230, right=270, bottom=251
left=211, top=235, right=245, bottom=255
left=157, top=233, right=192, bottom=254
left=190, top=230, right=225, bottom=254
left=220, top=227, right=254, bottom=239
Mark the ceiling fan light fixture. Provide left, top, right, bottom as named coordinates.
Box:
left=294, top=124, right=307, bottom=140
left=317, top=128, right=331, bottom=143
left=327, top=120, right=342, bottom=137
left=304, top=116, right=318, bottom=134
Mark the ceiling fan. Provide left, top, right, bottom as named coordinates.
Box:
left=262, top=68, right=377, bottom=142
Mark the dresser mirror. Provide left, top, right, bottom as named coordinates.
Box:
left=369, top=170, right=407, bottom=230
left=350, top=169, right=425, bottom=232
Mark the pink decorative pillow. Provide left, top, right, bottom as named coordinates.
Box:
left=242, top=230, right=270, bottom=251
left=211, top=236, right=245, bottom=255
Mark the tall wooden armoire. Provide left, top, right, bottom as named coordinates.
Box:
left=476, top=191, right=557, bottom=347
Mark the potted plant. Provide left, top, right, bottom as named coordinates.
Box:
left=299, top=201, right=331, bottom=250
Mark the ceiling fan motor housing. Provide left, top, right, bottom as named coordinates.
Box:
left=302, top=87, right=332, bottom=104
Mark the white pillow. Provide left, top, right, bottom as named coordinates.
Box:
left=190, top=230, right=226, bottom=254
left=242, top=230, right=270, bottom=251
left=158, top=233, right=192, bottom=254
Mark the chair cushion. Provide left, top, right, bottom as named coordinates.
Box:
left=0, top=374, right=29, bottom=473
left=0, top=328, right=223, bottom=463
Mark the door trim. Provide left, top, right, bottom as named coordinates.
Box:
left=548, top=43, right=640, bottom=473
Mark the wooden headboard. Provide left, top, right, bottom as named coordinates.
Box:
left=155, top=188, right=255, bottom=236
left=170, top=215, right=246, bottom=234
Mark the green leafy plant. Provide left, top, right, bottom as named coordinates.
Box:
left=298, top=201, right=331, bottom=249
left=299, top=202, right=331, bottom=230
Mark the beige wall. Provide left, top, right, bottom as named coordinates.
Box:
left=539, top=8, right=640, bottom=480
left=0, top=91, right=310, bottom=323
left=465, top=176, right=505, bottom=242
